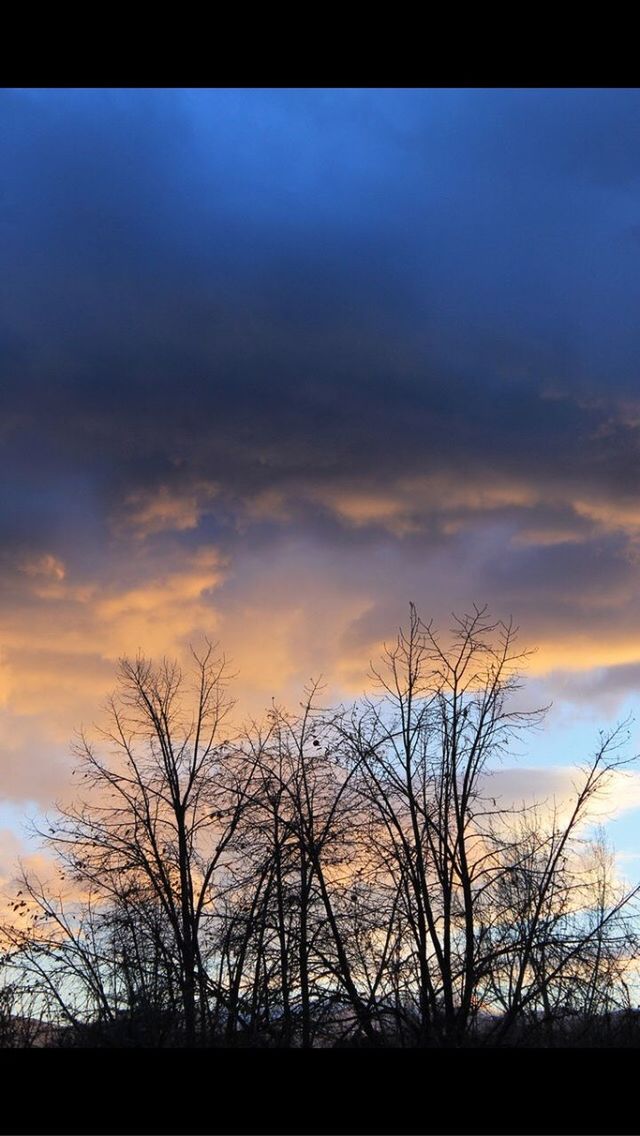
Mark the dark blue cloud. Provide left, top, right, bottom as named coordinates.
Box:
left=2, top=87, right=640, bottom=562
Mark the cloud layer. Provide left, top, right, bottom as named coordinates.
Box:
left=2, top=89, right=640, bottom=841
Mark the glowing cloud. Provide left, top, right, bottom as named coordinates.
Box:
left=119, top=481, right=219, bottom=537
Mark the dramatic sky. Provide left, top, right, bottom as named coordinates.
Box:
left=3, top=87, right=640, bottom=874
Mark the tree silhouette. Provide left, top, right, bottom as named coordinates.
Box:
left=3, top=608, right=639, bottom=1047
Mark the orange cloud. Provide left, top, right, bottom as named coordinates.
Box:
left=511, top=527, right=587, bottom=547
left=3, top=473, right=640, bottom=822
left=239, top=471, right=640, bottom=557
left=309, top=474, right=541, bottom=536
left=572, top=497, right=640, bottom=537
left=527, top=638, right=640, bottom=677
left=20, top=554, right=67, bottom=597
left=0, top=546, right=226, bottom=734
left=118, top=481, right=218, bottom=537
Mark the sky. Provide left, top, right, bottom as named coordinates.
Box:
left=3, top=87, right=640, bottom=875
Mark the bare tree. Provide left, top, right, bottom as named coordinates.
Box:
left=340, top=605, right=640, bottom=1045
left=483, top=758, right=640, bottom=1045
left=17, top=642, right=259, bottom=1046
left=3, top=610, right=639, bottom=1048
left=223, top=687, right=380, bottom=1046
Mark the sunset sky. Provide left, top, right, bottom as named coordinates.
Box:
left=3, top=88, right=640, bottom=876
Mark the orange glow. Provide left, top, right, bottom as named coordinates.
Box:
left=118, top=481, right=219, bottom=537
left=3, top=465, right=640, bottom=825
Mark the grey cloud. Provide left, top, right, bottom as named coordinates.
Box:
left=2, top=88, right=640, bottom=635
